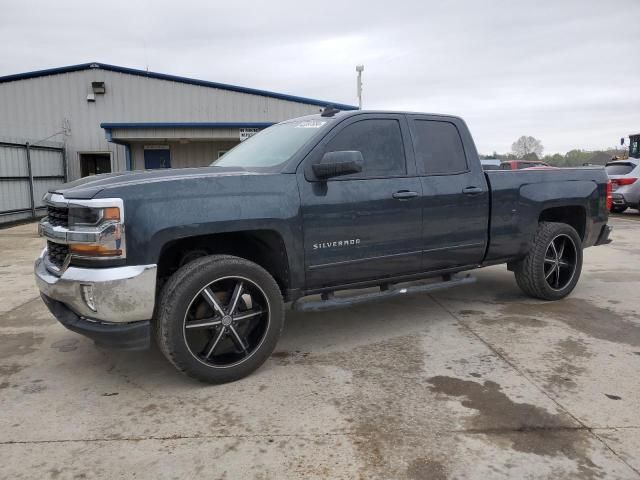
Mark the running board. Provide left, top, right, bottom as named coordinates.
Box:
left=291, top=274, right=476, bottom=312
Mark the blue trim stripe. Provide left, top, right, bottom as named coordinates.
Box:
left=0, top=62, right=358, bottom=110
left=101, top=122, right=275, bottom=129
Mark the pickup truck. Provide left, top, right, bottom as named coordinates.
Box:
left=35, top=110, right=612, bottom=384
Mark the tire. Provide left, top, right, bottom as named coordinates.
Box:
left=155, top=255, right=284, bottom=384
left=513, top=222, right=583, bottom=301
left=610, top=206, right=627, bottom=214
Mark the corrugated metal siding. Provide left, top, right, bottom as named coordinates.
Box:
left=0, top=140, right=65, bottom=225
left=0, top=68, right=326, bottom=180
left=0, top=145, right=28, bottom=176
left=31, top=148, right=64, bottom=177
left=111, top=127, right=242, bottom=140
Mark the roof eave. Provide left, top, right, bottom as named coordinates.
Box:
left=0, top=62, right=358, bottom=110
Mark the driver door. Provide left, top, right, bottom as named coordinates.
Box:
left=298, top=114, right=423, bottom=289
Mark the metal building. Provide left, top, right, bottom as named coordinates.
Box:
left=0, top=62, right=356, bottom=223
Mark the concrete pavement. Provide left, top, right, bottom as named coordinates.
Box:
left=1, top=213, right=639, bottom=479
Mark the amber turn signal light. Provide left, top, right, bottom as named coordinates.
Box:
left=69, top=244, right=122, bottom=257
left=102, top=207, right=120, bottom=221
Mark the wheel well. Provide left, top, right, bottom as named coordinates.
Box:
left=157, top=230, right=290, bottom=293
left=539, top=206, right=586, bottom=240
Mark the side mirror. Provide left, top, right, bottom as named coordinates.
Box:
left=312, top=151, right=363, bottom=180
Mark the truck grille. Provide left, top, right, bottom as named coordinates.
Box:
left=47, top=205, right=69, bottom=228
left=47, top=241, right=69, bottom=269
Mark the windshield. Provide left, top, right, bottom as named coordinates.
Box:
left=212, top=119, right=329, bottom=168
left=631, top=138, right=640, bottom=159
left=605, top=162, right=636, bottom=176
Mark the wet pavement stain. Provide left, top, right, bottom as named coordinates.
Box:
left=0, top=363, right=25, bottom=377
left=51, top=338, right=80, bottom=352
left=0, top=297, right=55, bottom=328
left=280, top=334, right=455, bottom=479
left=458, top=310, right=485, bottom=316
left=271, top=350, right=310, bottom=364
left=502, top=298, right=640, bottom=348
left=21, top=383, right=46, bottom=394
left=479, top=315, right=548, bottom=328
left=427, top=376, right=570, bottom=431
left=0, top=332, right=44, bottom=359
left=543, top=337, right=593, bottom=392
left=405, top=457, right=447, bottom=480
left=427, top=376, right=605, bottom=479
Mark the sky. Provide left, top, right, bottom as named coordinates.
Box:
left=1, top=0, right=638, bottom=155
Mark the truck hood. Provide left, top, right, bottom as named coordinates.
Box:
left=52, top=167, right=258, bottom=199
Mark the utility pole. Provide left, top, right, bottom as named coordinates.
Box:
left=356, top=65, right=364, bottom=109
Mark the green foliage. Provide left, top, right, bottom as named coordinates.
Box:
left=481, top=148, right=627, bottom=167
left=541, top=149, right=625, bottom=167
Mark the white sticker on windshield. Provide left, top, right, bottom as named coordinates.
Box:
left=294, top=120, right=327, bottom=129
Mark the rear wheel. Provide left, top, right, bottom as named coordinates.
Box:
left=610, top=206, right=627, bottom=214
left=513, top=222, right=583, bottom=300
left=155, top=255, right=284, bottom=384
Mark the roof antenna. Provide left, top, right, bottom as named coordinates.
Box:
left=321, top=105, right=340, bottom=117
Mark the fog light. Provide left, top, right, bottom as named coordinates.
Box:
left=81, top=284, right=96, bottom=312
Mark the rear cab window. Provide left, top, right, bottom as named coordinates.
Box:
left=409, top=119, right=468, bottom=175
left=605, top=163, right=636, bottom=176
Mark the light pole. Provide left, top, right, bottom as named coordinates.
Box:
left=356, top=65, right=364, bottom=110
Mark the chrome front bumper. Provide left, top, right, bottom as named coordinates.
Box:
left=35, top=250, right=157, bottom=323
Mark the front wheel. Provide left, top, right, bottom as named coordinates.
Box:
left=155, top=255, right=284, bottom=384
left=610, top=206, right=627, bottom=214
left=513, top=222, right=583, bottom=300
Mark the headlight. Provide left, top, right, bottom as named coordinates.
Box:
left=40, top=194, right=126, bottom=271
left=67, top=205, right=124, bottom=259
left=68, top=206, right=119, bottom=227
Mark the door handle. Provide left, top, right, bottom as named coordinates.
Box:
left=462, top=186, right=483, bottom=195
left=392, top=190, right=419, bottom=200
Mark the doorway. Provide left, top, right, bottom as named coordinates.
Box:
left=144, top=147, right=171, bottom=169
left=79, top=153, right=112, bottom=177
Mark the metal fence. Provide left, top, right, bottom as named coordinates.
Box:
left=0, top=139, right=66, bottom=226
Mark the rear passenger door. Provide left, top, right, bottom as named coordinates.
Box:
left=299, top=115, right=423, bottom=288
left=407, top=115, right=489, bottom=271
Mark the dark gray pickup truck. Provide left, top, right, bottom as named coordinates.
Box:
left=35, top=110, right=612, bottom=383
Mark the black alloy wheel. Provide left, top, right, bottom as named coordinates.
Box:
left=155, top=255, right=284, bottom=384
left=543, top=234, right=578, bottom=291
left=183, top=276, right=270, bottom=368
left=513, top=221, right=583, bottom=300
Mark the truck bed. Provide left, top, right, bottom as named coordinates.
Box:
left=483, top=167, right=609, bottom=264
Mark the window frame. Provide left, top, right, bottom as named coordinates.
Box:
left=407, top=117, right=471, bottom=177
left=303, top=114, right=416, bottom=182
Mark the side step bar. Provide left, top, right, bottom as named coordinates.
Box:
left=291, top=274, right=476, bottom=312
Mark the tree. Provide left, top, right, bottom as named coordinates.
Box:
left=511, top=136, right=544, bottom=159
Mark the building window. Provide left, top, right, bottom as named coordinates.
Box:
left=217, top=150, right=229, bottom=159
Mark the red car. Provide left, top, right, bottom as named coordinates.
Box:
left=500, top=160, right=550, bottom=170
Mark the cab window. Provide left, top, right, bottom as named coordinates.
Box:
left=324, top=119, right=406, bottom=178
left=411, top=120, right=468, bottom=175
